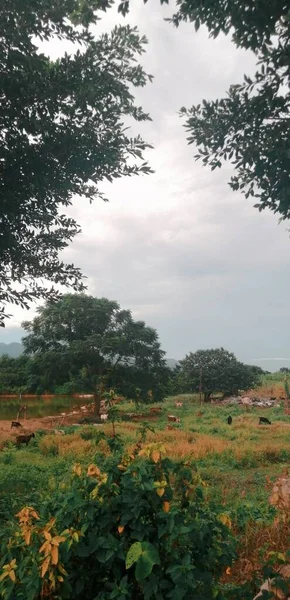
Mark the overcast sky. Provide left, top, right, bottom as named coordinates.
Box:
left=2, top=3, right=290, bottom=371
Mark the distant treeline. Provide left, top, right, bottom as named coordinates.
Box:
left=0, top=295, right=266, bottom=401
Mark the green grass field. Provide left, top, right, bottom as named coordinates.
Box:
left=0, top=395, right=289, bottom=593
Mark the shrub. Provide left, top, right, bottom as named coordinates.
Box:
left=38, top=436, right=59, bottom=456
left=80, top=426, right=102, bottom=441
left=0, top=445, right=235, bottom=599
left=0, top=449, right=16, bottom=465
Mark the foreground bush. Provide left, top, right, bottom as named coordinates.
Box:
left=0, top=444, right=235, bottom=599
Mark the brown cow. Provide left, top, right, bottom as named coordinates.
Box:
left=16, top=433, right=35, bottom=446
left=167, top=415, right=181, bottom=423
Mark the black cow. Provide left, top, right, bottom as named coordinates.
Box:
left=259, top=417, right=271, bottom=425
left=16, top=433, right=35, bottom=446
left=11, top=421, right=22, bottom=429
left=227, top=416, right=232, bottom=425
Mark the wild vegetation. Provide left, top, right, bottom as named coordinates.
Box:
left=0, top=395, right=289, bottom=599
left=1, top=0, right=290, bottom=598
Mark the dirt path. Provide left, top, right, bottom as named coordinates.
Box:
left=0, top=413, right=83, bottom=445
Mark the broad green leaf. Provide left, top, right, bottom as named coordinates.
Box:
left=125, top=542, right=142, bottom=570
left=135, top=542, right=160, bottom=581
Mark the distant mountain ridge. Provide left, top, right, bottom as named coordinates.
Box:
left=0, top=342, right=23, bottom=357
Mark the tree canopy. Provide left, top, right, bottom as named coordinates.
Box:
left=119, top=0, right=290, bottom=220
left=22, top=294, right=169, bottom=402
left=178, top=347, right=262, bottom=401
left=173, top=1, right=290, bottom=220
left=0, top=354, right=31, bottom=395
left=0, top=0, right=153, bottom=326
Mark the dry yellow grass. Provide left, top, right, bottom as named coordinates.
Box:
left=226, top=518, right=290, bottom=586
left=33, top=417, right=289, bottom=460
left=39, top=434, right=94, bottom=457
left=251, top=382, right=287, bottom=399
left=146, top=428, right=230, bottom=458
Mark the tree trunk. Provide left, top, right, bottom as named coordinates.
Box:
left=203, top=392, right=211, bottom=403
left=94, top=391, right=101, bottom=416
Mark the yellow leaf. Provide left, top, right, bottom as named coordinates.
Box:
left=151, top=449, right=160, bottom=463
left=51, top=545, right=58, bottom=566
left=41, top=556, right=51, bottom=578
left=219, top=514, right=232, bottom=529
left=118, top=525, right=124, bottom=534
left=30, top=510, right=40, bottom=520
left=87, top=464, right=101, bottom=478
left=24, top=529, right=31, bottom=545
left=277, top=552, right=286, bottom=561
left=226, top=567, right=231, bottom=576
left=52, top=536, right=66, bottom=546
left=58, top=564, right=68, bottom=576
left=39, top=541, right=48, bottom=554
left=0, top=572, right=8, bottom=582
left=47, top=517, right=56, bottom=530
left=48, top=571, right=56, bottom=588
left=72, top=464, right=82, bottom=477
left=57, top=576, right=64, bottom=582
left=72, top=532, right=79, bottom=542
left=8, top=570, right=16, bottom=583
left=117, top=464, right=126, bottom=471
left=157, top=488, right=165, bottom=497
left=163, top=501, right=170, bottom=513
left=90, top=486, right=99, bottom=500
left=43, top=530, right=52, bottom=542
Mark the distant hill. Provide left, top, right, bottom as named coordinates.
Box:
left=166, top=358, right=179, bottom=369
left=0, top=342, right=23, bottom=358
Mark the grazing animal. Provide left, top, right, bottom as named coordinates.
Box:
left=167, top=415, right=181, bottom=423
left=175, top=402, right=183, bottom=408
left=227, top=416, right=232, bottom=425
left=259, top=417, right=271, bottom=425
left=11, top=421, right=22, bottom=429
left=196, top=411, right=204, bottom=417
left=16, top=433, right=35, bottom=446
left=150, top=407, right=162, bottom=413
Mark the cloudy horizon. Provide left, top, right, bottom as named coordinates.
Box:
left=1, top=3, right=290, bottom=372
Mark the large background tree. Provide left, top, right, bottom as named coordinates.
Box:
left=178, top=347, right=262, bottom=401
left=0, top=354, right=31, bottom=395
left=22, top=294, right=169, bottom=406
left=0, top=0, right=153, bottom=326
